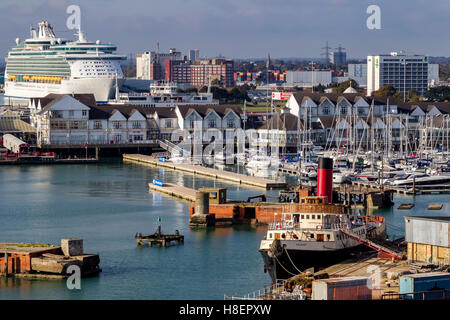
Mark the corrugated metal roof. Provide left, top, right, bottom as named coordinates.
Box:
left=0, top=119, right=36, bottom=133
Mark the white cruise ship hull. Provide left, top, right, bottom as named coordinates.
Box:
left=4, top=78, right=124, bottom=103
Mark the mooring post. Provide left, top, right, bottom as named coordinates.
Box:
left=4, top=253, right=8, bottom=275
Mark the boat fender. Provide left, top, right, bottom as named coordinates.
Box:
left=281, top=233, right=286, bottom=239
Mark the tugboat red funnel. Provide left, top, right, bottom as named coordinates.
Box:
left=317, top=157, right=333, bottom=203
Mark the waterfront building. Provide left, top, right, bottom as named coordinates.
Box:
left=405, top=216, right=450, bottom=265
left=285, top=92, right=393, bottom=121
left=29, top=94, right=242, bottom=146
left=280, top=92, right=450, bottom=150
left=4, top=21, right=126, bottom=104
left=0, top=109, right=36, bottom=142
left=367, top=52, right=429, bottom=97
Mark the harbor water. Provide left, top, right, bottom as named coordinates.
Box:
left=0, top=159, right=449, bottom=299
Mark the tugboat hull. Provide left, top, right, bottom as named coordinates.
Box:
left=260, top=244, right=368, bottom=283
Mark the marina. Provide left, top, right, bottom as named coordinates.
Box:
left=0, top=3, right=448, bottom=305
left=0, top=158, right=449, bottom=299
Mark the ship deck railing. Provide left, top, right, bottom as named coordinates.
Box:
left=224, top=279, right=306, bottom=300
left=268, top=222, right=361, bottom=232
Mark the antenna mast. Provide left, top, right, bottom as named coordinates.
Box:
left=321, top=41, right=331, bottom=67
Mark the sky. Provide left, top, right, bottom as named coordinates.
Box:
left=0, top=0, right=449, bottom=60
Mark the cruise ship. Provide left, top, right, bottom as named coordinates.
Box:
left=4, top=21, right=126, bottom=104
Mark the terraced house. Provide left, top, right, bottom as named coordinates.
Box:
left=28, top=94, right=243, bottom=146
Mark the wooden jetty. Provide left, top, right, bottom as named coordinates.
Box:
left=135, top=227, right=184, bottom=247
left=351, top=180, right=450, bottom=195
left=427, top=204, right=443, bottom=210
left=398, top=203, right=415, bottom=210
left=149, top=182, right=196, bottom=202
left=334, top=185, right=394, bottom=210
left=123, top=154, right=287, bottom=189
left=0, top=157, right=98, bottom=165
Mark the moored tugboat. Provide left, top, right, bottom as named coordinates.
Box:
left=259, top=158, right=386, bottom=283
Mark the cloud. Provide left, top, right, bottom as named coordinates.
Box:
left=0, top=0, right=448, bottom=59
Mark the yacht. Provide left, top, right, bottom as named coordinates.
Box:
left=246, top=155, right=273, bottom=170
left=385, top=173, right=450, bottom=186
left=4, top=21, right=126, bottom=104
left=332, top=169, right=352, bottom=184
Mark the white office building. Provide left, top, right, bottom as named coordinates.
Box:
left=428, top=64, right=440, bottom=86
left=367, top=52, right=429, bottom=97
left=136, top=48, right=182, bottom=80
left=286, top=71, right=333, bottom=88
left=347, top=63, right=367, bottom=87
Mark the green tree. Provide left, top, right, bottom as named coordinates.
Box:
left=407, top=89, right=420, bottom=102
left=393, top=92, right=404, bottom=102
left=314, top=84, right=325, bottom=93
left=334, top=79, right=359, bottom=94
left=372, top=85, right=397, bottom=97
left=425, top=86, right=450, bottom=102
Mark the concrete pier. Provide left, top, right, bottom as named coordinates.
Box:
left=149, top=182, right=197, bottom=202
left=124, top=154, right=287, bottom=189
left=0, top=240, right=101, bottom=278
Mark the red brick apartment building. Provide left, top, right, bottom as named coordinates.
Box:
left=165, top=59, right=234, bottom=88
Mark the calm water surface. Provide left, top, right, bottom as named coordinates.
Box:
left=0, top=159, right=448, bottom=299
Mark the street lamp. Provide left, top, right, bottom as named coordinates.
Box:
left=309, top=61, right=316, bottom=93
left=401, top=60, right=408, bottom=102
